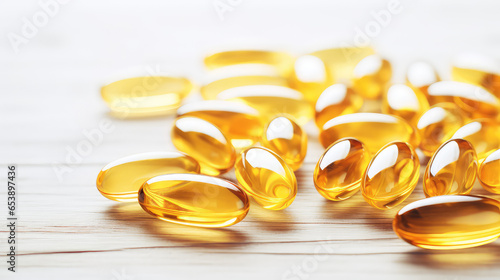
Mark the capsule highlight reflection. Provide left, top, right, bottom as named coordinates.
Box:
left=314, top=84, right=363, bottom=129
left=352, top=55, right=392, bottom=99
left=478, top=149, right=500, bottom=194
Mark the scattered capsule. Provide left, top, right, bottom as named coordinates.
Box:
left=382, top=84, right=429, bottom=125
left=393, top=195, right=500, bottom=250
left=138, top=174, right=249, bottom=228
left=290, top=55, right=334, bottom=103
left=352, top=55, right=392, bottom=99
left=314, top=84, right=363, bottom=129
left=172, top=116, right=235, bottom=176
left=314, top=138, right=370, bottom=201
left=235, top=147, right=297, bottom=210
left=451, top=119, right=500, bottom=159
left=311, top=46, right=375, bottom=81
left=406, top=61, right=440, bottom=97
left=362, top=142, right=420, bottom=210
left=416, top=103, right=466, bottom=157
left=451, top=53, right=500, bottom=98
left=262, top=116, right=307, bottom=171
left=424, top=139, right=477, bottom=197
left=101, top=76, right=192, bottom=116
left=217, top=85, right=314, bottom=125
left=177, top=100, right=265, bottom=149
left=478, top=149, right=500, bottom=194
left=319, top=113, right=420, bottom=154
left=96, top=152, right=200, bottom=201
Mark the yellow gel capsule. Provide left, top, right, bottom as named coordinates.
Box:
left=290, top=55, right=334, bottom=103
left=177, top=100, right=265, bottom=149
left=319, top=113, right=420, bottom=154
left=424, top=139, right=478, bottom=197
left=314, top=138, right=370, bottom=201
left=311, top=46, right=375, bottom=81
left=172, top=117, right=235, bottom=176
left=217, top=85, right=314, bottom=125
left=406, top=61, right=440, bottom=97
left=262, top=116, right=307, bottom=171
left=393, top=195, right=500, bottom=250
left=138, top=173, right=249, bottom=228
left=352, top=55, right=392, bottom=99
left=451, top=119, right=500, bottom=160
left=427, top=81, right=500, bottom=119
left=96, top=152, right=200, bottom=201
left=362, top=142, right=420, bottom=210
left=235, top=147, right=297, bottom=210
left=478, top=149, right=500, bottom=194
left=101, top=76, right=192, bottom=116
left=451, top=53, right=500, bottom=98
left=314, top=84, right=363, bottom=129
left=416, top=103, right=466, bottom=157
left=382, top=84, right=429, bottom=125
left=201, top=75, right=289, bottom=100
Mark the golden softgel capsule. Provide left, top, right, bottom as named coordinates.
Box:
left=319, top=113, right=420, bottom=154
left=311, top=46, right=374, bottom=81
left=314, top=84, right=363, bottom=129
left=382, top=84, right=429, bottom=125
left=138, top=174, right=249, bottom=228
left=451, top=119, right=500, bottom=160
left=262, top=116, right=307, bottom=171
left=96, top=152, right=200, bottom=201
left=362, top=142, right=420, bottom=210
left=393, top=195, right=500, bottom=250
left=314, top=138, right=370, bottom=201
left=452, top=53, right=500, bottom=98
left=235, top=147, right=297, bottom=210
left=406, top=61, right=440, bottom=97
left=478, top=149, right=500, bottom=194
left=352, top=55, right=392, bottom=99
left=172, top=116, right=235, bottom=176
left=424, top=139, right=478, bottom=197
left=101, top=76, right=192, bottom=116
left=290, top=55, right=334, bottom=103
left=177, top=100, right=265, bottom=149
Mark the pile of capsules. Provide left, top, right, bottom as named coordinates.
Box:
left=97, top=47, right=500, bottom=250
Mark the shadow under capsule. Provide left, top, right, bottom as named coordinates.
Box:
left=246, top=201, right=296, bottom=232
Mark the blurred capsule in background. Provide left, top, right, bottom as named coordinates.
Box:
left=382, top=84, right=429, bottom=125
left=314, top=138, right=370, bottom=201
left=314, top=84, right=363, bottom=129
left=452, top=53, right=500, bottom=98
left=424, top=139, right=477, bottom=197
left=352, top=55, right=392, bottom=100
left=262, top=116, right=307, bottom=171
left=451, top=119, right=500, bottom=160
left=406, top=61, right=440, bottom=97
left=478, top=149, right=500, bottom=194
left=290, top=55, right=334, bottom=103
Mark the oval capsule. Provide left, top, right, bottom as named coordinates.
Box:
left=290, top=55, right=334, bottom=103
left=96, top=152, right=200, bottom=201
left=314, top=84, right=363, bottom=129
left=451, top=119, right=500, bottom=159
left=314, top=138, right=370, bottom=201
left=235, top=147, right=297, bottom=210
left=478, top=149, right=500, bottom=194
left=406, top=61, right=440, bottom=97
left=138, top=174, right=249, bottom=228
left=101, top=76, right=192, bottom=116
left=424, top=139, right=478, bottom=197
left=451, top=53, right=500, bottom=98
left=416, top=103, right=466, bottom=157
left=319, top=113, right=420, bottom=154
left=362, top=142, right=420, bottom=210
left=311, top=46, right=375, bottom=81
left=352, top=55, right=392, bottom=99
left=172, top=116, right=235, bottom=176
left=393, top=195, right=500, bottom=250
left=382, top=84, right=429, bottom=125
left=262, top=116, right=307, bottom=171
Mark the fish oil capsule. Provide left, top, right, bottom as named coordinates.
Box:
left=382, top=84, right=429, bottom=125
left=235, top=147, right=297, bottom=210
left=217, top=85, right=314, bottom=125
left=139, top=174, right=249, bottom=227
left=172, top=116, right=235, bottom=176
left=451, top=119, right=500, bottom=160
left=290, top=55, right=334, bottom=103
left=406, top=61, right=440, bottom=97
left=362, top=142, right=420, bottom=210
left=424, top=139, right=477, bottom=197
left=393, top=195, right=500, bottom=250
left=452, top=53, right=500, bottom=98
left=262, top=116, right=307, bottom=171
left=478, top=149, right=500, bottom=194
left=320, top=113, right=420, bottom=154
left=96, top=152, right=200, bottom=201
left=177, top=100, right=265, bottom=149
left=101, top=76, right=192, bottom=116
left=427, top=81, right=500, bottom=119
left=352, top=55, right=392, bottom=99
left=416, top=103, right=466, bottom=157
left=314, top=84, right=363, bottom=129
left=311, top=46, right=375, bottom=81
left=314, top=138, right=370, bottom=201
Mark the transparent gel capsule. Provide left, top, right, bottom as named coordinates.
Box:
left=362, top=142, right=420, bottom=210
left=352, top=55, right=392, bottom=99
left=406, top=61, right=440, bottom=97
left=424, top=139, right=478, bottom=197
left=314, top=138, right=370, bottom=201
left=311, top=46, right=375, bottom=81
left=382, top=84, right=429, bottom=125
left=96, top=152, right=200, bottom=201
left=262, top=116, right=307, bottom=171
left=138, top=173, right=249, bottom=228
left=451, top=53, right=500, bottom=98
left=290, top=55, right=334, bottom=103
left=235, top=147, right=297, bottom=210
left=478, top=149, right=500, bottom=194
left=314, top=84, right=363, bottom=129
left=172, top=116, right=235, bottom=176
left=451, top=119, right=500, bottom=160
left=393, top=195, right=500, bottom=250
